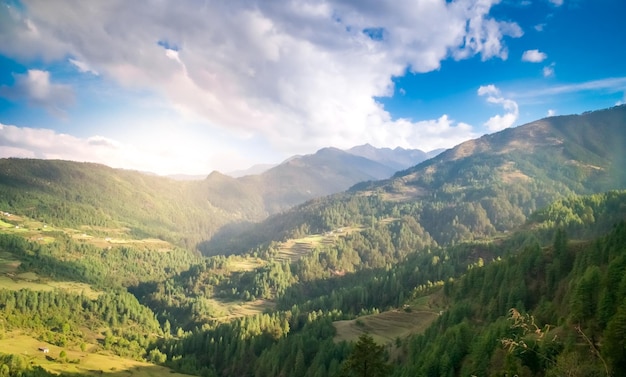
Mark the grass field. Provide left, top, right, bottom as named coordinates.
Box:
left=333, top=293, right=445, bottom=345
left=0, top=333, right=189, bottom=377
left=225, top=255, right=266, bottom=272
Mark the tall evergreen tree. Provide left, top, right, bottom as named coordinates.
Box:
left=340, top=334, right=390, bottom=377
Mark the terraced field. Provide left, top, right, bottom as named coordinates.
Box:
left=276, top=226, right=363, bottom=262
left=333, top=293, right=445, bottom=345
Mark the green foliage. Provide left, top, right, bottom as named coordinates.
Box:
left=0, top=353, right=67, bottom=377
left=340, top=334, right=390, bottom=377
left=396, top=217, right=626, bottom=376
left=0, top=288, right=161, bottom=359
left=0, top=233, right=198, bottom=288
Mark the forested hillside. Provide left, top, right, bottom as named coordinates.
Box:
left=204, top=105, right=626, bottom=255
left=3, top=186, right=624, bottom=376
left=0, top=159, right=258, bottom=249
left=0, top=145, right=434, bottom=251
left=134, top=191, right=626, bottom=377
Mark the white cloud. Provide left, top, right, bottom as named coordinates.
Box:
left=0, top=69, right=74, bottom=116
left=0, top=0, right=522, bottom=157
left=478, top=84, right=519, bottom=131
left=522, top=49, right=547, bottom=63
left=547, top=109, right=556, bottom=116
left=549, top=0, right=564, bottom=6
left=516, top=77, right=626, bottom=98
left=543, top=64, right=555, bottom=77
left=477, top=84, right=500, bottom=97
left=541, top=62, right=556, bottom=77
left=534, top=23, right=546, bottom=32
left=0, top=122, right=257, bottom=175
left=69, top=58, right=98, bottom=75
left=617, top=93, right=626, bottom=106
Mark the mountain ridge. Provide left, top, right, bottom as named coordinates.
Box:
left=203, top=105, right=626, bottom=255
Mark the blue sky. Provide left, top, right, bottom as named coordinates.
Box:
left=1, top=0, right=625, bottom=175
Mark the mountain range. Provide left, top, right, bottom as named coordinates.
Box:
left=0, top=143, right=437, bottom=247
left=227, top=144, right=441, bottom=178
left=1, top=105, right=625, bottom=254
left=203, top=105, right=626, bottom=254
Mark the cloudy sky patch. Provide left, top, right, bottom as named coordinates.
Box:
left=0, top=0, right=625, bottom=174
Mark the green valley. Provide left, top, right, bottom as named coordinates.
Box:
left=1, top=106, right=626, bottom=376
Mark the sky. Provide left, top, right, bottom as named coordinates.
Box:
left=0, top=0, right=625, bottom=176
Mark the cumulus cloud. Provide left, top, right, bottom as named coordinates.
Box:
left=549, top=0, right=564, bottom=6
left=0, top=0, right=523, bottom=156
left=547, top=109, right=556, bottom=116
left=522, top=49, right=547, bottom=63
left=0, top=70, right=74, bottom=117
left=477, top=84, right=519, bottom=131
left=543, top=63, right=556, bottom=77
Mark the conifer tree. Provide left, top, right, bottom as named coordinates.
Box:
left=340, top=334, right=390, bottom=377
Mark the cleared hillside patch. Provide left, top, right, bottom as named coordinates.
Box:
left=333, top=293, right=444, bottom=345
left=276, top=226, right=363, bottom=262
left=0, top=333, right=188, bottom=377
left=0, top=212, right=176, bottom=251
left=0, top=255, right=101, bottom=298
left=208, top=298, right=275, bottom=320
left=334, top=309, right=439, bottom=345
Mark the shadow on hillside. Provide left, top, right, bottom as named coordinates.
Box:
left=12, top=246, right=106, bottom=287
left=196, top=220, right=259, bottom=256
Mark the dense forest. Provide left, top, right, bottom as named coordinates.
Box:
left=2, top=106, right=626, bottom=377
left=2, top=189, right=626, bottom=376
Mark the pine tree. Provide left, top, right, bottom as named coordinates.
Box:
left=340, top=334, right=390, bottom=377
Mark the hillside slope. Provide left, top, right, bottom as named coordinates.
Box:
left=245, top=147, right=398, bottom=213
left=203, top=105, right=626, bottom=255
left=0, top=159, right=262, bottom=248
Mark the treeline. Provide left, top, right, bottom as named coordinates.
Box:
left=148, top=307, right=356, bottom=377
left=394, top=221, right=626, bottom=376
left=201, top=172, right=577, bottom=257
left=0, top=289, right=162, bottom=359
